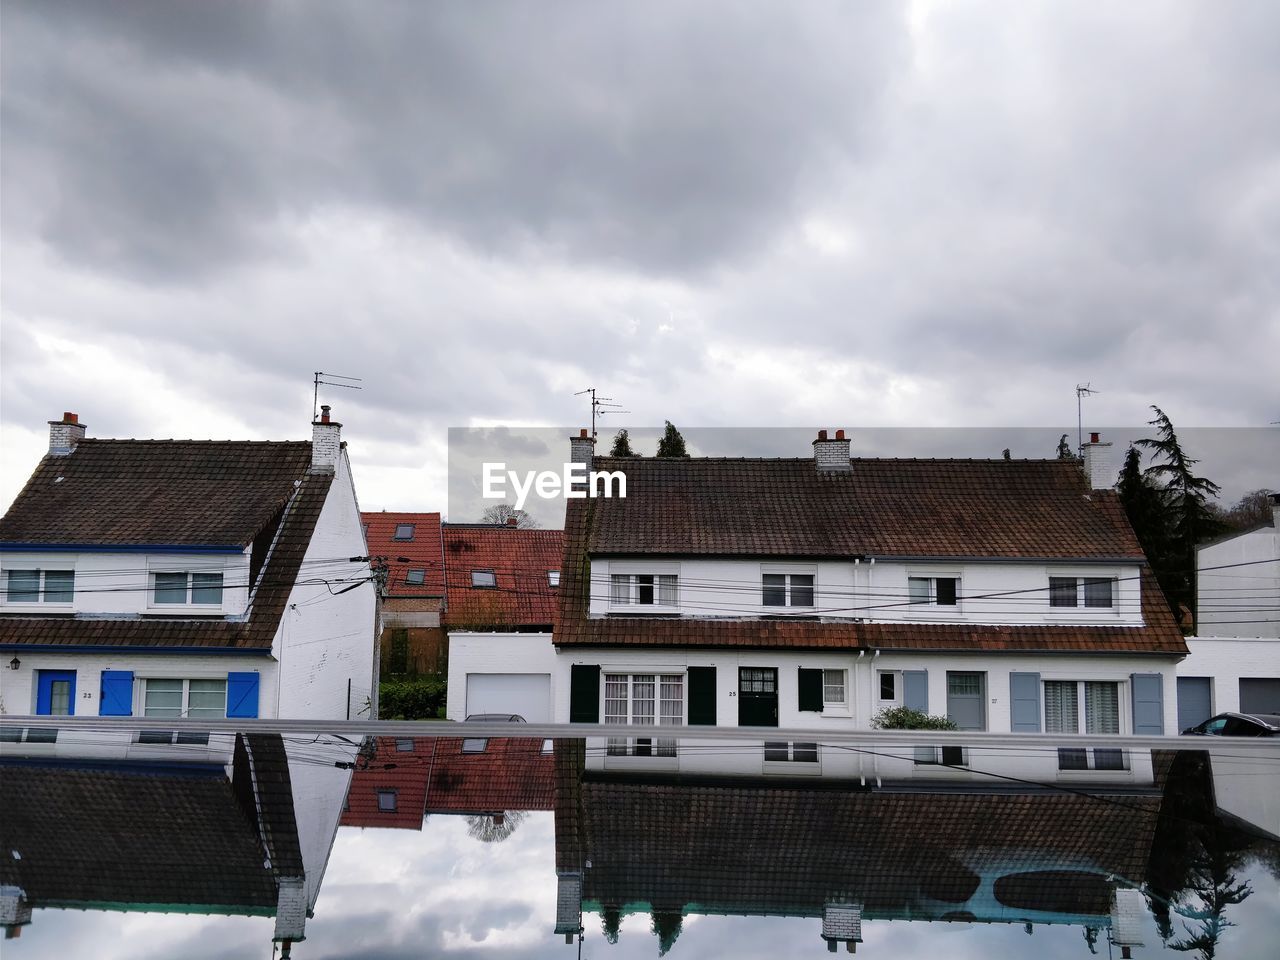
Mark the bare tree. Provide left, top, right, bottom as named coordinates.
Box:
left=479, top=503, right=539, bottom=528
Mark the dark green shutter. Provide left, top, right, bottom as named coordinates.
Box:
left=569, top=664, right=601, bottom=723
left=798, top=668, right=824, bottom=712
left=688, top=666, right=716, bottom=725
left=99, top=671, right=134, bottom=716
left=1009, top=672, right=1041, bottom=732
left=903, top=670, right=929, bottom=713
left=1131, top=673, right=1164, bottom=735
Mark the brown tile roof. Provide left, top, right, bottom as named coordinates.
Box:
left=0, top=470, right=332, bottom=650
left=362, top=511, right=445, bottom=599
left=0, top=440, right=313, bottom=546
left=585, top=457, right=1146, bottom=559
left=564, top=778, right=1159, bottom=920
left=555, top=456, right=1186, bottom=655
left=443, top=525, right=563, bottom=629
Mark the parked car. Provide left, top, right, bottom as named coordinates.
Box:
left=464, top=713, right=526, bottom=723
left=1181, top=712, right=1280, bottom=737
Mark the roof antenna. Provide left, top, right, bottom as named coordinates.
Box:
left=1076, top=383, right=1098, bottom=455
left=574, top=387, right=629, bottom=440
left=314, top=371, right=363, bottom=420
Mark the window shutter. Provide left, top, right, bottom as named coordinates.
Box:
left=226, top=672, right=260, bottom=719
left=798, top=668, right=824, bottom=712
left=569, top=664, right=601, bottom=723
left=99, top=671, right=134, bottom=716
left=688, top=666, right=716, bottom=725
left=903, top=670, right=929, bottom=713
left=1009, top=672, right=1041, bottom=732
left=1131, top=673, right=1164, bottom=735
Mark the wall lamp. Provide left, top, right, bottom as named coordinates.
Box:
left=8, top=656, right=20, bottom=671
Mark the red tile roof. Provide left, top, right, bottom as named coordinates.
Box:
left=442, top=525, right=563, bottom=629
left=362, top=511, right=444, bottom=599
left=556, top=455, right=1186, bottom=655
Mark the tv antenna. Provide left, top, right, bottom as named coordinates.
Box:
left=1075, top=383, right=1098, bottom=454
left=574, top=387, right=629, bottom=440
left=314, top=371, right=363, bottom=420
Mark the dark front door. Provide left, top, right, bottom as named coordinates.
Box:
left=738, top=667, right=778, bottom=727
left=1177, top=676, right=1213, bottom=732
left=36, top=670, right=77, bottom=716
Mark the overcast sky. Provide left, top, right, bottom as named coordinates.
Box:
left=2, top=1, right=1276, bottom=517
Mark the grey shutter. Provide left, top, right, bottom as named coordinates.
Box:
left=688, top=667, right=717, bottom=725
left=798, top=668, right=824, bottom=712
left=1131, top=673, right=1165, bottom=735
left=1009, top=672, right=1041, bottom=732
left=903, top=670, right=929, bottom=713
left=569, top=665, right=600, bottom=723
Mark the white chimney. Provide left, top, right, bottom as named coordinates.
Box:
left=273, top=876, right=307, bottom=943
left=813, top=429, right=851, bottom=473
left=310, top=405, right=342, bottom=473
left=1081, top=432, right=1114, bottom=490
left=48, top=412, right=86, bottom=456
left=569, top=429, right=595, bottom=490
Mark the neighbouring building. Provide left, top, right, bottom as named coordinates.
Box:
left=453, top=429, right=1187, bottom=781
left=1176, top=492, right=1280, bottom=730
left=364, top=511, right=446, bottom=675
left=0, top=409, right=376, bottom=723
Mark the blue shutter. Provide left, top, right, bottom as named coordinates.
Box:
left=99, top=671, right=134, bottom=716
left=1009, top=672, right=1041, bottom=732
left=1131, top=673, right=1164, bottom=735
left=903, top=670, right=929, bottom=713
left=226, top=672, right=260, bottom=718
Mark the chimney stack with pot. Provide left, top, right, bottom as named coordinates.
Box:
left=48, top=412, right=86, bottom=457
left=1081, top=431, right=1114, bottom=490
left=813, top=429, right=851, bottom=473
left=311, top=405, right=342, bottom=473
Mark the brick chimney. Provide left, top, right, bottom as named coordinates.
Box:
left=48, top=412, right=86, bottom=456
left=311, top=405, right=342, bottom=474
left=813, top=429, right=851, bottom=473
left=1081, top=431, right=1114, bottom=490
left=569, top=429, right=595, bottom=486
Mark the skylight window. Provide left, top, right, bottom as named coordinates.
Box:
left=548, top=570, right=560, bottom=587
left=393, top=524, right=416, bottom=541
left=471, top=569, right=497, bottom=588
left=405, top=569, right=426, bottom=585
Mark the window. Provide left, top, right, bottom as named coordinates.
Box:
left=764, top=741, right=819, bottom=763
left=377, top=790, right=398, bottom=812
left=823, top=669, right=846, bottom=706
left=152, top=572, right=223, bottom=606
left=548, top=570, right=561, bottom=587
left=470, top=569, right=497, bottom=588
left=762, top=573, right=815, bottom=607
left=604, top=673, right=683, bottom=756
left=914, top=746, right=969, bottom=766
left=143, top=678, right=227, bottom=719
left=461, top=738, right=488, bottom=753
left=1045, top=679, right=1126, bottom=771
left=1049, top=576, right=1114, bottom=609
left=405, top=569, right=426, bottom=585
left=393, top=524, right=415, bottom=541
left=4, top=568, right=74, bottom=604
left=909, top=576, right=958, bottom=606
left=395, top=738, right=415, bottom=752
left=879, top=671, right=898, bottom=701
left=609, top=574, right=678, bottom=607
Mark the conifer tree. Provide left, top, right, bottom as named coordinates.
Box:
left=1056, top=433, right=1077, bottom=460
left=609, top=429, right=635, bottom=457
left=655, top=421, right=689, bottom=458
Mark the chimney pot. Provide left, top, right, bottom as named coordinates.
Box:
left=64, top=412, right=78, bottom=424
left=320, top=404, right=331, bottom=424
left=818, top=429, right=828, bottom=441
left=835, top=429, right=845, bottom=440
left=579, top=428, right=588, bottom=439
left=1090, top=431, right=1100, bottom=443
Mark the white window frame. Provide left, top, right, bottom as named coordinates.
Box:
left=548, top=570, right=560, bottom=588
left=761, top=564, right=817, bottom=610
left=139, top=676, right=229, bottom=719
left=608, top=572, right=679, bottom=610
left=603, top=672, right=684, bottom=759
left=470, top=569, right=497, bottom=588
left=878, top=670, right=902, bottom=705
left=1, top=566, right=76, bottom=608
left=763, top=740, right=821, bottom=774
left=146, top=565, right=226, bottom=612
left=822, top=668, right=846, bottom=708
left=1045, top=569, right=1121, bottom=617
left=1043, top=678, right=1129, bottom=772
left=906, top=573, right=962, bottom=610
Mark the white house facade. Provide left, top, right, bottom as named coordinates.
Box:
left=0, top=409, right=376, bottom=724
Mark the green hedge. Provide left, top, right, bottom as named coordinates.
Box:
left=379, top=675, right=447, bottom=720
left=870, top=706, right=958, bottom=731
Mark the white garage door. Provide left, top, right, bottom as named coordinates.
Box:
left=465, top=673, right=551, bottom=722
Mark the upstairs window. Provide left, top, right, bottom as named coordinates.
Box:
left=909, top=576, right=958, bottom=606
left=470, top=569, right=497, bottom=588
left=405, top=569, right=426, bottom=585
left=610, top=573, right=678, bottom=607
left=762, top=572, right=815, bottom=607
left=1049, top=576, right=1114, bottom=608
left=4, top=569, right=74, bottom=604
left=377, top=789, right=398, bottom=812
left=153, top=571, right=224, bottom=606
left=393, top=524, right=415, bottom=541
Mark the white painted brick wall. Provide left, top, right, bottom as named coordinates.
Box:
left=310, top=422, right=342, bottom=473
left=822, top=902, right=862, bottom=941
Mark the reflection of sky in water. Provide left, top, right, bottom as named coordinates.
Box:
left=10, top=813, right=1279, bottom=960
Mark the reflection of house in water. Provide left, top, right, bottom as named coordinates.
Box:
left=552, top=741, right=1165, bottom=955
left=340, top=735, right=556, bottom=830
left=0, top=730, right=354, bottom=955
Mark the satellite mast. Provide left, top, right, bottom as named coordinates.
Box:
left=1076, top=383, right=1098, bottom=455
left=574, top=387, right=628, bottom=440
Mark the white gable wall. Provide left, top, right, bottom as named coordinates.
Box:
left=1197, top=526, right=1280, bottom=638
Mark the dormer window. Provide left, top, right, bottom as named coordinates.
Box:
left=1049, top=576, right=1114, bottom=608
left=762, top=572, right=814, bottom=607
left=4, top=568, right=74, bottom=605
left=471, top=569, right=497, bottom=588
left=908, top=576, right=958, bottom=606
left=153, top=571, right=224, bottom=606
left=393, top=524, right=416, bottom=541
left=610, top=573, right=678, bottom=607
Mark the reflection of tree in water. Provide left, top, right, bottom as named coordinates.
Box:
left=465, top=809, right=527, bottom=843
left=601, top=906, right=621, bottom=943
left=1147, top=751, right=1276, bottom=960
left=650, top=909, right=683, bottom=956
